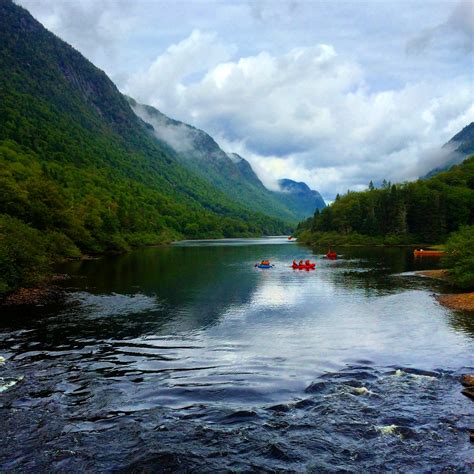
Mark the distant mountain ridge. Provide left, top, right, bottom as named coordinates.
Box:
left=277, top=179, right=326, bottom=217
left=129, top=98, right=325, bottom=220
left=423, top=122, right=474, bottom=178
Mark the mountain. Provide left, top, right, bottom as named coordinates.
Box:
left=276, top=179, right=326, bottom=217
left=227, top=153, right=264, bottom=187
left=448, top=122, right=474, bottom=156
left=0, top=0, right=291, bottom=292
left=423, top=123, right=474, bottom=178
left=129, top=99, right=325, bottom=221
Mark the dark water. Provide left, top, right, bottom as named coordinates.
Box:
left=1, top=237, right=473, bottom=472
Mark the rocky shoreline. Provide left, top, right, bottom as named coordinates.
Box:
left=1, top=274, right=69, bottom=306
left=436, top=293, right=474, bottom=312
left=414, top=270, right=474, bottom=312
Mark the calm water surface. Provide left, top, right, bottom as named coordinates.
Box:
left=1, top=237, right=473, bottom=471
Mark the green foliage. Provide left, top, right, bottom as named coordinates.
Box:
left=299, top=231, right=411, bottom=246
left=442, top=225, right=474, bottom=289
left=0, top=214, right=49, bottom=293
left=300, top=156, right=474, bottom=246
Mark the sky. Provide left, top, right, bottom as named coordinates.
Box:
left=17, top=0, right=474, bottom=200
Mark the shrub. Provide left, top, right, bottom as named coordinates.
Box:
left=442, top=225, right=474, bottom=289
left=0, top=214, right=50, bottom=294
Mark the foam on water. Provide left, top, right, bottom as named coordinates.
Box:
left=392, top=369, right=437, bottom=381
left=376, top=424, right=399, bottom=436
left=0, top=376, right=23, bottom=393
left=352, top=386, right=374, bottom=396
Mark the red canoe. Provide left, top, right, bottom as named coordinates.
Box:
left=413, top=249, right=444, bottom=257
left=292, top=263, right=316, bottom=270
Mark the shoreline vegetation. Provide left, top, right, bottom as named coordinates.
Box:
left=296, top=230, right=439, bottom=247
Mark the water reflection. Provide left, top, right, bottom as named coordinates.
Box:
left=0, top=238, right=473, bottom=471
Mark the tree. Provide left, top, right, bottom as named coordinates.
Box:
left=442, top=225, right=474, bottom=289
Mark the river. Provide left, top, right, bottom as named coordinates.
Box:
left=1, top=237, right=473, bottom=471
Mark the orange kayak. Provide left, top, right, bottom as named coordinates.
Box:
left=413, top=250, right=445, bottom=257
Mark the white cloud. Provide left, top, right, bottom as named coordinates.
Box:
left=127, top=30, right=236, bottom=111
left=125, top=30, right=474, bottom=199
left=18, top=0, right=138, bottom=47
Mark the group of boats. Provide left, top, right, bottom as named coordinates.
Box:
left=255, top=247, right=443, bottom=271
left=255, top=251, right=338, bottom=270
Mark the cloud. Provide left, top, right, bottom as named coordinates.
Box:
left=125, top=30, right=474, bottom=199
left=16, top=0, right=139, bottom=74
left=126, top=30, right=235, bottom=112
left=131, top=102, right=199, bottom=155
left=407, top=0, right=474, bottom=54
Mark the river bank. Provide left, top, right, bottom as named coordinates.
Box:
left=296, top=229, right=441, bottom=247
left=414, top=270, right=474, bottom=312
left=0, top=274, right=70, bottom=306
left=437, top=293, right=474, bottom=312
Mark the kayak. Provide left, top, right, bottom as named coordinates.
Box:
left=256, top=264, right=274, bottom=269
left=413, top=250, right=444, bottom=257
left=326, top=252, right=337, bottom=259
left=292, top=263, right=316, bottom=270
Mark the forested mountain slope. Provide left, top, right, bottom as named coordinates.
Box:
left=0, top=0, right=290, bottom=293
left=276, top=179, right=326, bottom=219
left=129, top=99, right=325, bottom=221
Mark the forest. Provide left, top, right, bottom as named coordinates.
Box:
left=297, top=156, right=474, bottom=245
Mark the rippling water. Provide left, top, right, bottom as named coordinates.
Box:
left=1, top=237, right=473, bottom=471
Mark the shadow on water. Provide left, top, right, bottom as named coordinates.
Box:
left=0, top=239, right=473, bottom=471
